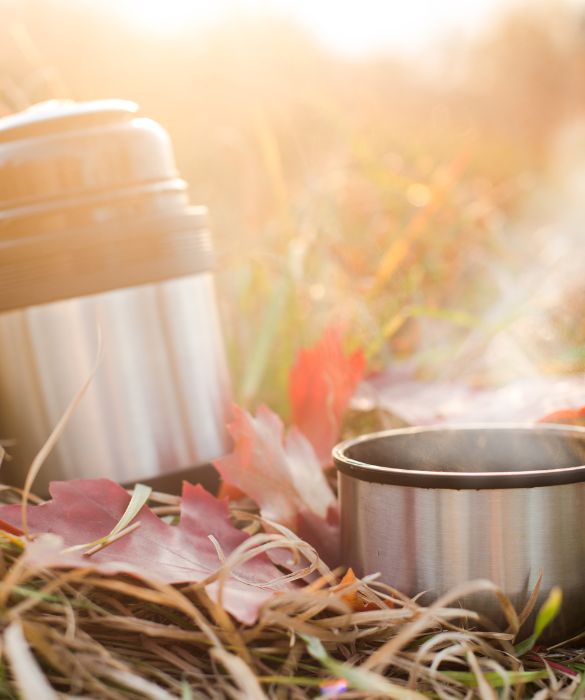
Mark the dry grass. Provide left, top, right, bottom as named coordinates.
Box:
left=0, top=487, right=582, bottom=700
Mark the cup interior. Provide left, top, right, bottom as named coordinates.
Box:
left=336, top=426, right=585, bottom=488
left=346, top=427, right=585, bottom=473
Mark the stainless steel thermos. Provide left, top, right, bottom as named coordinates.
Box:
left=0, top=100, right=231, bottom=492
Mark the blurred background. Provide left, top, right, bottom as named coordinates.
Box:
left=2, top=0, right=585, bottom=415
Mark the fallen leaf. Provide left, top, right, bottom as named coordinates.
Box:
left=214, top=405, right=335, bottom=525
left=213, top=404, right=339, bottom=563
left=338, top=568, right=393, bottom=612
left=354, top=372, right=585, bottom=425
left=297, top=504, right=340, bottom=569
left=217, top=482, right=246, bottom=501
left=538, top=406, right=585, bottom=426
left=0, top=479, right=289, bottom=624
left=289, top=328, right=365, bottom=465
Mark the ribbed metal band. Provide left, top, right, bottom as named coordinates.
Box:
left=0, top=211, right=214, bottom=313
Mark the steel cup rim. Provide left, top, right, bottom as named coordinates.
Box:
left=333, top=422, right=585, bottom=490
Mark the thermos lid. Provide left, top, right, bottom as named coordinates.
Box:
left=0, top=99, right=138, bottom=142
left=0, top=100, right=214, bottom=312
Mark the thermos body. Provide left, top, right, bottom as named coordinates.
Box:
left=0, top=100, right=231, bottom=490
left=0, top=273, right=230, bottom=491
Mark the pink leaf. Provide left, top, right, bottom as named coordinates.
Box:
left=289, top=328, right=365, bottom=466
left=284, top=426, right=336, bottom=518
left=0, top=479, right=289, bottom=624
left=296, top=504, right=340, bottom=569
left=355, top=372, right=585, bottom=425
left=213, top=405, right=339, bottom=563
left=214, top=405, right=301, bottom=526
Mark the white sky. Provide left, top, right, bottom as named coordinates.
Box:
left=111, top=0, right=532, bottom=55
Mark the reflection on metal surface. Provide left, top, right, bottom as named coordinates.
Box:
left=0, top=273, right=230, bottom=492
left=337, top=425, right=585, bottom=640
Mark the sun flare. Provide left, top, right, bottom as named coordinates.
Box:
left=113, top=0, right=215, bottom=35
left=108, top=0, right=516, bottom=52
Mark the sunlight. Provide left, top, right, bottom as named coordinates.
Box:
left=108, top=0, right=518, bottom=53
left=273, top=0, right=504, bottom=54
left=112, top=0, right=217, bottom=35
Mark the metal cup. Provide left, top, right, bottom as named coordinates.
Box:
left=334, top=424, right=585, bottom=641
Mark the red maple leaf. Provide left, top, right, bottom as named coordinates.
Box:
left=213, top=404, right=339, bottom=564
left=0, top=479, right=289, bottom=624
left=538, top=406, right=585, bottom=426
left=289, top=327, right=365, bottom=465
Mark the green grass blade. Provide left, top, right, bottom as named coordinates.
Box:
left=572, top=672, right=585, bottom=700
left=515, top=587, right=563, bottom=656
left=10, top=586, right=62, bottom=603
left=181, top=681, right=207, bottom=700
left=239, top=275, right=290, bottom=404
left=256, top=676, right=325, bottom=687
left=301, top=634, right=427, bottom=700
left=181, top=681, right=193, bottom=700
left=443, top=670, right=550, bottom=688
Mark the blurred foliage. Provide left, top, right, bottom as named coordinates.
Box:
left=2, top=0, right=585, bottom=412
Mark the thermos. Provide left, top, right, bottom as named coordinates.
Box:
left=0, top=100, right=231, bottom=493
